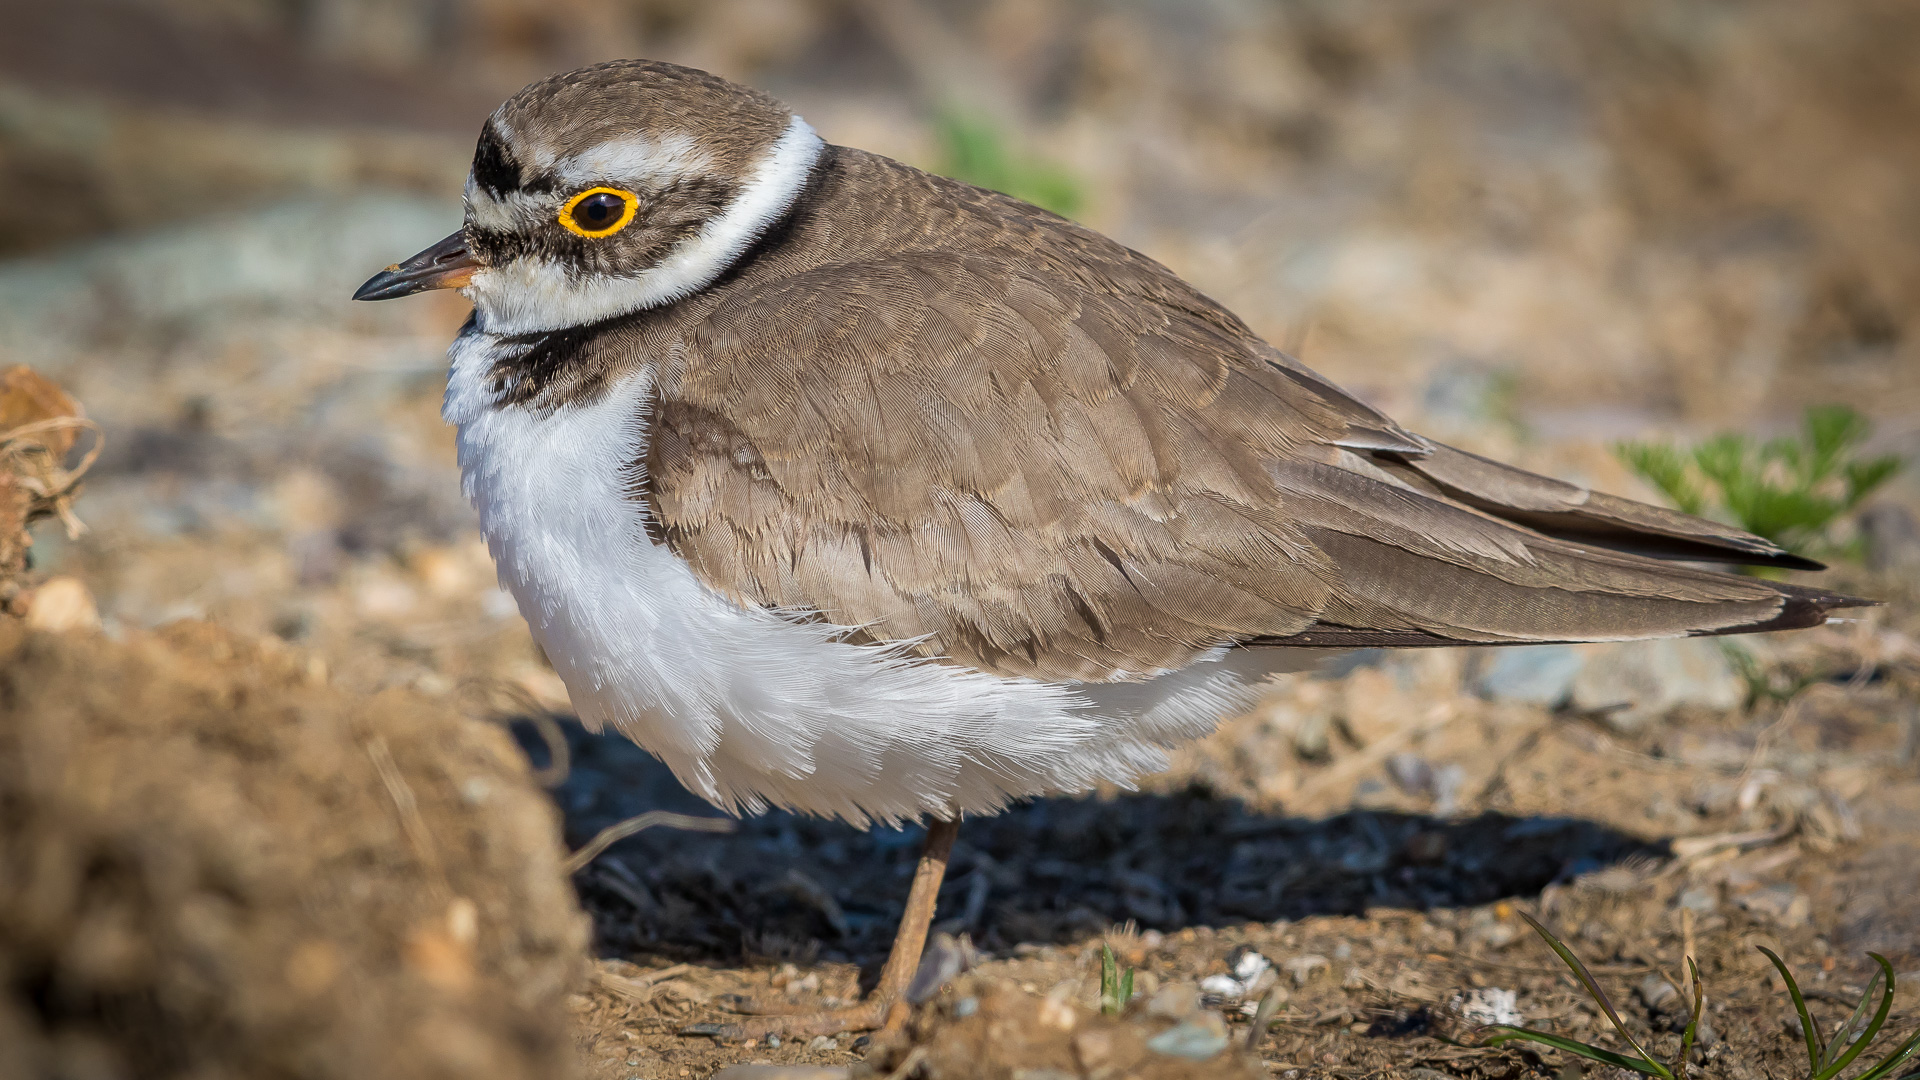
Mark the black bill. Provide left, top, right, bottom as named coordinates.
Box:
left=352, top=231, right=480, bottom=301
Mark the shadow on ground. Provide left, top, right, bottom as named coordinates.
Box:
left=513, top=718, right=1664, bottom=971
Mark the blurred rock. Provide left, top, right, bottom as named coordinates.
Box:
left=22, top=575, right=98, bottom=633
left=1478, top=645, right=1584, bottom=705
left=1452, top=987, right=1522, bottom=1027
left=1736, top=884, right=1811, bottom=927
left=1282, top=954, right=1329, bottom=986
left=1570, top=639, right=1745, bottom=732
left=1676, top=886, right=1720, bottom=915
left=1861, top=504, right=1920, bottom=578
left=1144, top=1016, right=1230, bottom=1060
left=0, top=196, right=460, bottom=362
left=1145, top=983, right=1201, bottom=1020
left=1386, top=753, right=1467, bottom=814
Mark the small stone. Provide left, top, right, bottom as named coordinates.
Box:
left=904, top=932, right=969, bottom=1003
left=1199, top=973, right=1246, bottom=999
left=1861, top=504, right=1920, bottom=575
left=1071, top=1029, right=1118, bottom=1071
left=805, top=1035, right=837, bottom=1052
left=1469, top=921, right=1520, bottom=950
left=953, top=996, right=979, bottom=1018
left=1478, top=645, right=1584, bottom=705
left=1570, top=639, right=1743, bottom=732
left=1638, top=975, right=1677, bottom=1008
left=24, top=575, right=99, bottom=633
left=1282, top=955, right=1329, bottom=985
left=1146, top=983, right=1201, bottom=1019
left=1453, top=987, right=1522, bottom=1026
left=1737, top=884, right=1810, bottom=927
left=1146, top=1019, right=1230, bottom=1061
left=1038, top=986, right=1078, bottom=1031
left=1387, top=752, right=1434, bottom=794
left=1676, top=886, right=1719, bottom=914
left=1228, top=944, right=1272, bottom=982
left=711, top=1067, right=849, bottom=1080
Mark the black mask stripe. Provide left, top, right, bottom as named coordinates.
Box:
left=471, top=125, right=521, bottom=196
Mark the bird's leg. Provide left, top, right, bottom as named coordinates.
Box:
left=686, top=817, right=960, bottom=1042
left=868, top=815, right=961, bottom=1031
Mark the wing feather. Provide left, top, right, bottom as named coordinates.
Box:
left=644, top=169, right=1863, bottom=680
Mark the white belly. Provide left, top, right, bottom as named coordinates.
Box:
left=444, top=332, right=1286, bottom=825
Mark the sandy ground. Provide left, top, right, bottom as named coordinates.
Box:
left=548, top=605, right=1920, bottom=1079
left=2, top=2, right=1918, bottom=1077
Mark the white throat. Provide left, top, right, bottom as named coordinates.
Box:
left=462, top=114, right=825, bottom=336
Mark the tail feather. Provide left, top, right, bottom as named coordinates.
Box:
left=1383, top=440, right=1826, bottom=571
left=1242, top=440, right=1875, bottom=650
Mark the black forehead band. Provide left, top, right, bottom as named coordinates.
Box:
left=471, top=126, right=523, bottom=196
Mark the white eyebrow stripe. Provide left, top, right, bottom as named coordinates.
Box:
left=464, top=114, right=827, bottom=336
left=494, top=115, right=554, bottom=174
left=554, top=131, right=713, bottom=188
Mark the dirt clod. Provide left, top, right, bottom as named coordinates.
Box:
left=0, top=619, right=591, bottom=1079
left=0, top=365, right=96, bottom=613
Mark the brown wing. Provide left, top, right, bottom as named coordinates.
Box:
left=646, top=245, right=1861, bottom=682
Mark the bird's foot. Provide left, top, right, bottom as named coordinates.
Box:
left=682, top=997, right=903, bottom=1042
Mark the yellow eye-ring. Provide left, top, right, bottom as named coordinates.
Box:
left=559, top=186, right=639, bottom=238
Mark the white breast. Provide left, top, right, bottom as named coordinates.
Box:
left=444, top=332, right=1293, bottom=825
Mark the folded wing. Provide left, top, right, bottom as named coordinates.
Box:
left=646, top=228, right=1864, bottom=681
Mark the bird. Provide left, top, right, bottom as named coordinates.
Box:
left=355, top=59, right=1865, bottom=1039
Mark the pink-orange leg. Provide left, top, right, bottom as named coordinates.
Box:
left=685, top=817, right=960, bottom=1042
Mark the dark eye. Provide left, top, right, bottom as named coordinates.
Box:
left=559, top=187, right=637, bottom=237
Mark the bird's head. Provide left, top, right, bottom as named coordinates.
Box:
left=353, top=60, right=823, bottom=334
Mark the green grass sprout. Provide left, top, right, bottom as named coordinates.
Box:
left=1477, top=912, right=1920, bottom=1080
left=932, top=112, right=1086, bottom=219
left=1615, top=404, right=1901, bottom=562
left=1758, top=948, right=1920, bottom=1080
left=1099, top=942, right=1136, bottom=1016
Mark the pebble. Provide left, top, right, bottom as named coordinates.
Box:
left=1146, top=983, right=1201, bottom=1020
left=1453, top=987, right=1522, bottom=1026
left=1145, top=1018, right=1230, bottom=1060
left=1478, top=645, right=1584, bottom=704
left=1861, top=504, right=1920, bottom=574
left=1736, top=884, right=1811, bottom=926
left=1676, top=885, right=1719, bottom=914
left=1282, top=954, right=1329, bottom=985
left=904, top=932, right=970, bottom=1003
left=1639, top=975, right=1678, bottom=1008
left=1199, top=973, right=1245, bottom=998
left=1228, top=944, right=1273, bottom=982
left=24, top=575, right=99, bottom=633
left=1570, top=639, right=1743, bottom=732
left=711, top=1067, right=849, bottom=1080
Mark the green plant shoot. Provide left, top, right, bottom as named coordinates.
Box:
left=1478, top=911, right=1920, bottom=1080
left=1615, top=404, right=1901, bottom=561
left=1099, top=942, right=1135, bottom=1016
